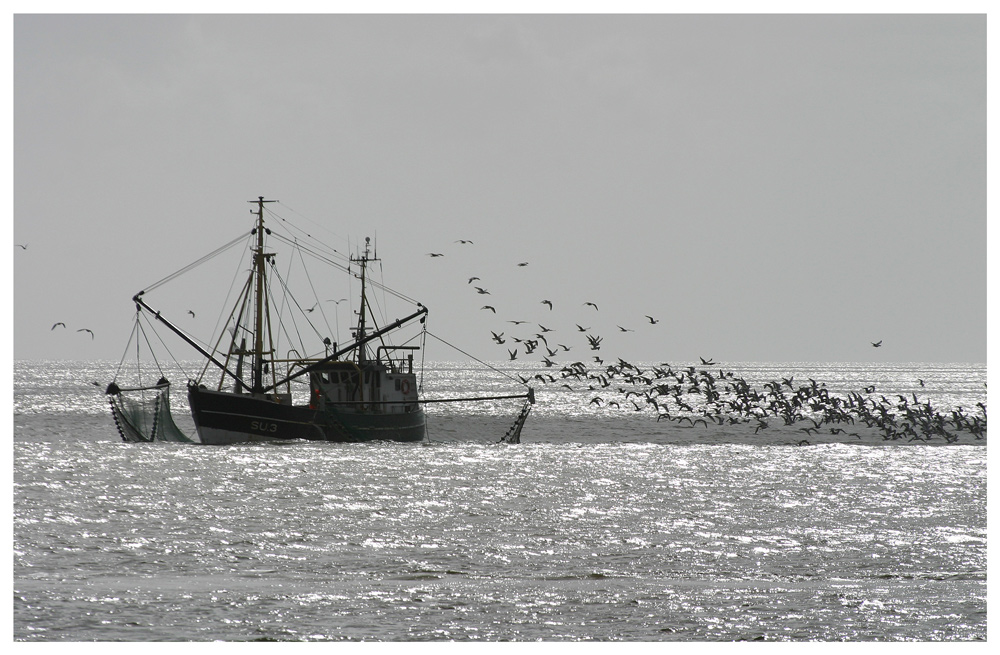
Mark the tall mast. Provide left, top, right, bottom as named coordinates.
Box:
left=354, top=237, right=372, bottom=364
left=250, top=196, right=276, bottom=393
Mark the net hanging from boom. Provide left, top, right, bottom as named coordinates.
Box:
left=108, top=379, right=196, bottom=443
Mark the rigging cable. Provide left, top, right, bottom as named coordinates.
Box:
left=269, top=230, right=421, bottom=307
left=424, top=331, right=527, bottom=387
left=140, top=311, right=193, bottom=383
left=141, top=232, right=250, bottom=294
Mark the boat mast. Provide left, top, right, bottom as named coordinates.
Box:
left=354, top=237, right=373, bottom=365
left=250, top=196, right=276, bottom=393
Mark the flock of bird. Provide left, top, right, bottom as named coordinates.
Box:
left=430, top=243, right=664, bottom=366
left=533, top=358, right=985, bottom=443
left=426, top=241, right=984, bottom=444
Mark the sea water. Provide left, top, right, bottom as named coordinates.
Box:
left=13, top=360, right=986, bottom=641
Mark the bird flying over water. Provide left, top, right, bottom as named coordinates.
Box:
left=77, top=328, right=94, bottom=339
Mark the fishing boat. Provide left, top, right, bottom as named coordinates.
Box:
left=106, top=196, right=533, bottom=444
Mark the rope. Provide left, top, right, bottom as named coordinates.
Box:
left=424, top=331, right=527, bottom=386
left=139, top=312, right=192, bottom=382
left=141, top=232, right=250, bottom=294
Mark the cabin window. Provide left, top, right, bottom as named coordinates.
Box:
left=395, top=378, right=401, bottom=391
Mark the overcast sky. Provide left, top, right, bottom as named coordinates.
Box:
left=11, top=12, right=987, bottom=364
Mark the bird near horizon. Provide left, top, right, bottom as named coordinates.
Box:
left=700, top=356, right=715, bottom=365
left=77, top=328, right=94, bottom=339
left=51, top=322, right=65, bottom=330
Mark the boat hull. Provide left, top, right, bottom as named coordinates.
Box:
left=187, top=384, right=425, bottom=445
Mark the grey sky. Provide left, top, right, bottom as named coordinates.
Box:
left=12, top=14, right=986, bottom=364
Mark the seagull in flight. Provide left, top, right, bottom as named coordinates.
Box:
left=188, top=310, right=196, bottom=318
left=427, top=253, right=444, bottom=257
left=617, top=325, right=634, bottom=332
left=455, top=240, right=474, bottom=244
left=51, top=322, right=66, bottom=330
left=15, top=243, right=27, bottom=250
left=584, top=302, right=599, bottom=311
left=872, top=340, right=882, bottom=348
left=481, top=305, right=496, bottom=313
left=645, top=315, right=659, bottom=324
left=77, top=328, right=94, bottom=339
left=541, top=300, right=553, bottom=310
left=468, top=277, right=480, bottom=284
left=517, top=262, right=529, bottom=267
left=475, top=287, right=491, bottom=295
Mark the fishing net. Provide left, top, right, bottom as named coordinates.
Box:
left=499, top=400, right=533, bottom=444
left=108, top=379, right=197, bottom=443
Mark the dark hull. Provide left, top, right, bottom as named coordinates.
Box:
left=187, top=384, right=425, bottom=445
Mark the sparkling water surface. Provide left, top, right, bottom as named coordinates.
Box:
left=13, top=361, right=987, bottom=641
